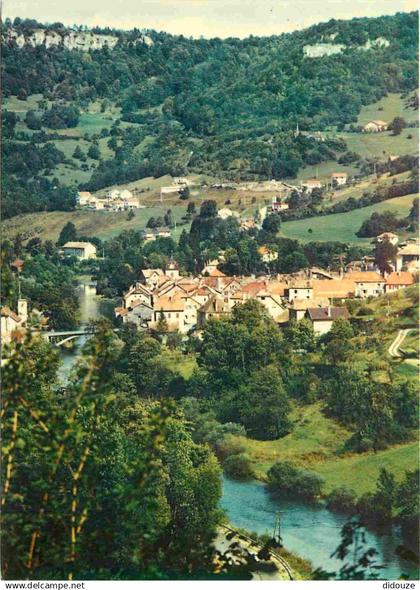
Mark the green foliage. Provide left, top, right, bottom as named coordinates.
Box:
left=3, top=11, right=418, bottom=214
left=1, top=327, right=223, bottom=579
left=57, top=221, right=77, bottom=246
left=223, top=453, right=254, bottom=480
left=356, top=210, right=407, bottom=237
left=267, top=461, right=324, bottom=499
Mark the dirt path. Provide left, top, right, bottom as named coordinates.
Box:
left=388, top=329, right=410, bottom=358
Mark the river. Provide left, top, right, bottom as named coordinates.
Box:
left=58, top=280, right=418, bottom=580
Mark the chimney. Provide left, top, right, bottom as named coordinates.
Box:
left=18, top=299, right=28, bottom=324
left=327, top=305, right=331, bottom=318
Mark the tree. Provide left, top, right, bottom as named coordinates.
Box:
left=389, top=116, right=406, bottom=136
left=374, top=240, right=397, bottom=273
left=57, top=222, right=77, bottom=246
left=323, top=319, right=355, bottom=364
left=146, top=216, right=157, bottom=228
left=156, top=310, right=169, bottom=334
left=87, top=144, right=101, bottom=160
left=187, top=201, right=196, bottom=215
left=25, top=110, right=42, bottom=130
left=164, top=209, right=174, bottom=227
left=199, top=200, right=217, bottom=218
left=17, top=88, right=27, bottom=101
left=240, top=365, right=291, bottom=440
left=127, top=209, right=135, bottom=221
left=72, top=145, right=85, bottom=160
left=262, top=213, right=281, bottom=234
left=2, top=328, right=223, bottom=579
left=179, top=186, right=190, bottom=200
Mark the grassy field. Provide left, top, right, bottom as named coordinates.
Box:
left=280, top=193, right=417, bottom=244
left=356, top=92, right=419, bottom=126
left=340, top=128, right=419, bottom=160
left=2, top=205, right=192, bottom=242
left=234, top=404, right=418, bottom=496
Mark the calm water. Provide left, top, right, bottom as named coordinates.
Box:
left=57, top=279, right=115, bottom=383
left=221, top=477, right=418, bottom=580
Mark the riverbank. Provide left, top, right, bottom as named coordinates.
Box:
left=220, top=477, right=418, bottom=580
left=230, top=403, right=418, bottom=497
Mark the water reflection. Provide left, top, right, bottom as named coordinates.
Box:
left=221, top=476, right=418, bottom=580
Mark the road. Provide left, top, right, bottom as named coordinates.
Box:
left=213, top=525, right=294, bottom=581
left=388, top=329, right=410, bottom=358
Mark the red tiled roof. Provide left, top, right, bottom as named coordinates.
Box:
left=386, top=272, right=415, bottom=286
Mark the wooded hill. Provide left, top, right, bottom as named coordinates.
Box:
left=2, top=11, right=418, bottom=217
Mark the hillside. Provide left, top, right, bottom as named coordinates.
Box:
left=2, top=11, right=418, bottom=219
left=280, top=193, right=417, bottom=243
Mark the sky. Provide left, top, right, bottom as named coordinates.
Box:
left=5, top=0, right=418, bottom=39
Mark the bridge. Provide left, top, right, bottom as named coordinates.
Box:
left=42, top=327, right=93, bottom=347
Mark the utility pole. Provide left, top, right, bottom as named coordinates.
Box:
left=272, top=511, right=283, bottom=546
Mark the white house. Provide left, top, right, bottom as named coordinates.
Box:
left=363, top=120, right=388, bottom=133
left=395, top=241, right=420, bottom=272
left=77, top=191, right=92, bottom=206
left=62, top=242, right=97, bottom=260
left=306, top=306, right=349, bottom=335
left=287, top=280, right=314, bottom=302
left=301, top=179, right=322, bottom=192
left=331, top=173, right=348, bottom=187
left=1, top=304, right=26, bottom=343
left=345, top=271, right=386, bottom=298
left=218, top=208, right=239, bottom=220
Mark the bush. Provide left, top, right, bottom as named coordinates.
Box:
left=267, top=461, right=323, bottom=499
left=223, top=453, right=254, bottom=480
left=326, top=487, right=358, bottom=513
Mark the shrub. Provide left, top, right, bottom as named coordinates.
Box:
left=224, top=453, right=254, bottom=480
left=267, top=461, right=323, bottom=499
left=326, top=487, right=358, bottom=513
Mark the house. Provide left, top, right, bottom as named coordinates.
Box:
left=1, top=302, right=27, bottom=343
left=77, top=191, right=92, bottom=206
left=156, top=228, right=172, bottom=238
left=313, top=279, right=356, bottom=302
left=115, top=300, right=153, bottom=327
left=301, top=179, right=322, bottom=192
left=306, top=306, right=349, bottom=335
left=395, top=241, right=420, bottom=272
left=240, top=219, right=257, bottom=231
left=202, top=259, right=221, bottom=275
left=62, top=241, right=97, bottom=260
left=286, top=280, right=313, bottom=302
left=363, top=120, right=388, bottom=133
left=254, top=290, right=286, bottom=322
left=289, top=298, right=329, bottom=321
left=376, top=232, right=399, bottom=246
left=345, top=271, right=385, bottom=298
left=218, top=208, right=239, bottom=220
left=197, top=295, right=231, bottom=327
left=10, top=258, right=24, bottom=273
left=123, top=283, right=153, bottom=308
left=385, top=271, right=415, bottom=293
left=258, top=246, right=278, bottom=263
left=331, top=172, right=348, bottom=187
left=151, top=294, right=186, bottom=332
left=166, top=260, right=180, bottom=280
left=140, top=269, right=164, bottom=289
left=270, top=197, right=289, bottom=212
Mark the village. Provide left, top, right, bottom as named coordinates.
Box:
left=113, top=234, right=418, bottom=336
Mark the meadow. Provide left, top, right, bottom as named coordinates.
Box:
left=235, top=403, right=418, bottom=496
left=280, top=193, right=417, bottom=243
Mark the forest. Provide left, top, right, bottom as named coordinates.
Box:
left=2, top=11, right=418, bottom=217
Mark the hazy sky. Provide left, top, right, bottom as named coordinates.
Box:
left=5, top=0, right=418, bottom=39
